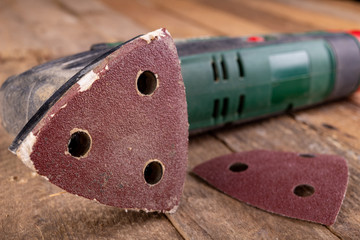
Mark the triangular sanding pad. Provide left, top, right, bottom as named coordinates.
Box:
left=193, top=150, right=348, bottom=225
left=13, top=29, right=188, bottom=213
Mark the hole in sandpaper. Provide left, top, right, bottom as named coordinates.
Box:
left=229, top=162, right=248, bottom=172
left=137, top=71, right=158, bottom=95
left=144, top=160, right=164, bottom=185
left=68, top=131, right=92, bottom=158
left=293, top=184, right=315, bottom=197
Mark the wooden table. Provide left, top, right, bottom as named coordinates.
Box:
left=1, top=0, right=360, bottom=239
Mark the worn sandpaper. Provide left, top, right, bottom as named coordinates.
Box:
left=15, top=29, right=189, bottom=213
left=193, top=150, right=348, bottom=225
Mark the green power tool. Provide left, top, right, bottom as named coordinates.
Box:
left=95, top=30, right=360, bottom=132
left=1, top=29, right=360, bottom=212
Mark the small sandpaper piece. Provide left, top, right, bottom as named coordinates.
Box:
left=193, top=150, right=348, bottom=225
left=14, top=29, right=189, bottom=213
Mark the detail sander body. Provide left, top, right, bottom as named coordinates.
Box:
left=94, top=30, right=360, bottom=132
left=1, top=29, right=360, bottom=211
left=3, top=30, right=360, bottom=137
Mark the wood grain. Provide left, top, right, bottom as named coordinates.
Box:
left=2, top=0, right=360, bottom=239
left=196, top=0, right=316, bottom=33
left=166, top=135, right=339, bottom=240
left=101, top=0, right=213, bottom=38
left=244, top=0, right=360, bottom=30
left=214, top=105, right=360, bottom=239
left=151, top=0, right=269, bottom=36
left=278, top=0, right=360, bottom=23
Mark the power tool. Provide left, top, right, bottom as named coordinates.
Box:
left=1, top=29, right=360, bottom=212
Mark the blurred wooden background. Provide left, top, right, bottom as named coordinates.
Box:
left=1, top=0, right=360, bottom=239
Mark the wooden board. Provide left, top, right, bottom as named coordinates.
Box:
left=1, top=0, right=360, bottom=238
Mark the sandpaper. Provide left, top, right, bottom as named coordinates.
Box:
left=14, top=29, right=189, bottom=213
left=193, top=150, right=348, bottom=225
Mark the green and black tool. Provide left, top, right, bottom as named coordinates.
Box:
left=3, top=30, right=360, bottom=137
left=1, top=29, right=360, bottom=211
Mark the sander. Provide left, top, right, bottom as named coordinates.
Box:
left=1, top=28, right=360, bottom=212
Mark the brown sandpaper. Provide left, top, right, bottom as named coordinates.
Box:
left=16, top=29, right=189, bottom=212
left=193, top=150, right=348, bottom=225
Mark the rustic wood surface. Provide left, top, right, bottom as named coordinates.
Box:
left=1, top=0, right=360, bottom=239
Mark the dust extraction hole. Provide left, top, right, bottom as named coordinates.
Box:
left=144, top=161, right=164, bottom=185
left=294, top=184, right=315, bottom=197
left=68, top=131, right=91, bottom=158
left=229, top=162, right=248, bottom=172
left=137, top=71, right=157, bottom=95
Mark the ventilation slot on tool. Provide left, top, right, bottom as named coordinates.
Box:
left=220, top=57, right=228, bottom=80
left=222, top=98, right=229, bottom=117
left=213, top=99, right=220, bottom=119
left=237, top=54, right=244, bottom=78
left=211, top=60, right=219, bottom=82
left=237, top=95, right=245, bottom=115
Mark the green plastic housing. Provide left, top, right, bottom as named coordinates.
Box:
left=181, top=39, right=335, bottom=131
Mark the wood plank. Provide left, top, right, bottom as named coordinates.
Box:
left=101, top=0, right=213, bottom=38
left=295, top=99, right=360, bottom=151
left=165, top=133, right=340, bottom=239
left=307, top=0, right=360, bottom=19
left=277, top=0, right=360, bottom=24
left=0, top=0, right=146, bottom=58
left=150, top=0, right=269, bottom=36
left=196, top=0, right=316, bottom=33
left=215, top=104, right=360, bottom=239
left=57, top=0, right=148, bottom=43
left=243, top=0, right=360, bottom=30
left=1, top=0, right=360, bottom=238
